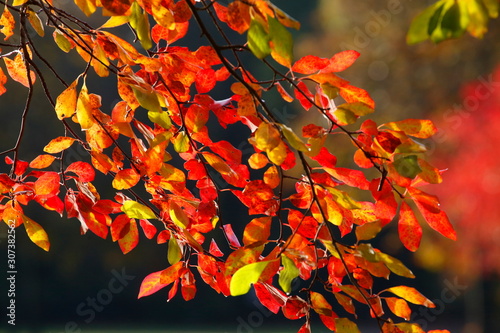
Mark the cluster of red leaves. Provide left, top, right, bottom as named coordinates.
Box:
left=0, top=0, right=455, bottom=332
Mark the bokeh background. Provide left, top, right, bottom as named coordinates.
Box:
left=1, top=0, right=500, bottom=332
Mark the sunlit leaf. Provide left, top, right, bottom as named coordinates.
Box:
left=168, top=236, right=182, bottom=265
left=230, top=261, right=272, bottom=296
left=26, top=9, right=44, bottom=37
left=55, top=78, right=79, bottom=119
left=385, top=297, right=411, bottom=320
left=0, top=6, right=15, bottom=40
left=376, top=252, right=415, bottom=278
left=335, top=318, right=360, bottom=333
left=248, top=18, right=271, bottom=59
left=23, top=215, right=50, bottom=251
left=398, top=201, right=422, bottom=252
left=384, top=119, right=438, bottom=139
left=138, top=270, right=169, bottom=299
left=279, top=254, right=299, bottom=294
left=268, top=16, right=293, bottom=67
left=385, top=286, right=435, bottom=308
left=113, top=168, right=141, bottom=190
left=243, top=217, right=271, bottom=246
left=29, top=154, right=56, bottom=169
left=4, top=52, right=36, bottom=87
left=122, top=200, right=156, bottom=219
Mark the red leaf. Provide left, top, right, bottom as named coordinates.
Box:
left=66, top=161, right=95, bottom=182
left=254, top=283, right=287, bottom=314
left=376, top=132, right=402, bottom=153
left=294, top=81, right=314, bottom=111
left=138, top=270, right=170, bottom=299
left=140, top=219, right=157, bottom=239
left=292, top=55, right=330, bottom=74
left=325, top=167, right=370, bottom=190
left=35, top=195, right=64, bottom=215
left=408, top=187, right=456, bottom=241
left=111, top=214, right=131, bottom=241
left=222, top=223, right=241, bottom=248
left=370, top=180, right=397, bottom=226
left=209, top=239, right=224, bottom=257
left=34, top=172, right=60, bottom=198
left=398, top=201, right=422, bottom=252
left=5, top=157, right=29, bottom=176
left=282, top=296, right=308, bottom=320
left=321, top=50, right=360, bottom=73
left=195, top=68, right=216, bottom=93
left=310, top=147, right=337, bottom=168
left=275, top=82, right=294, bottom=102
left=210, top=140, right=242, bottom=164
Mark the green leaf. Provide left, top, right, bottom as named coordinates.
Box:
left=230, top=261, right=271, bottom=296
left=440, top=2, right=468, bottom=40
left=337, top=102, right=374, bottom=117
left=333, top=107, right=358, bottom=125
left=482, top=0, right=499, bottom=17
left=393, top=155, right=422, bottom=179
left=248, top=19, right=271, bottom=59
left=122, top=201, right=156, bottom=219
left=167, top=236, right=182, bottom=265
left=279, top=254, right=300, bottom=294
left=268, top=15, right=293, bottom=67
left=407, top=2, right=444, bottom=44
left=54, top=29, right=72, bottom=53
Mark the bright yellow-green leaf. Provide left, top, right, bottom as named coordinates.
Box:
left=122, top=200, right=156, bottom=219
left=277, top=124, right=309, bottom=152
left=327, top=187, right=361, bottom=210
left=169, top=201, right=189, bottom=228
left=279, top=254, right=299, bottom=294
left=53, top=29, right=72, bottom=53
left=267, top=141, right=287, bottom=166
left=23, top=215, right=50, bottom=251
left=230, top=261, right=271, bottom=296
left=173, top=131, right=190, bottom=153
left=335, top=317, right=361, bottom=333
left=376, top=252, right=415, bottom=278
left=407, top=2, right=443, bottom=44
left=55, top=78, right=79, bottom=120
left=129, top=2, right=152, bottom=50
left=74, top=0, right=97, bottom=16
left=148, top=111, right=172, bottom=129
left=385, top=286, right=435, bottom=308
left=27, top=9, right=44, bottom=37
left=100, top=15, right=129, bottom=28
left=167, top=236, right=182, bottom=265
left=248, top=19, right=271, bottom=59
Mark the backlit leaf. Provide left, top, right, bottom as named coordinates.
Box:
left=292, top=55, right=329, bottom=74
left=0, top=6, right=15, bottom=40
left=248, top=18, right=271, bottom=59
left=385, top=297, right=411, bottom=320
left=43, top=136, right=76, bottom=153
left=66, top=161, right=95, bottom=182
left=113, top=168, right=141, bottom=190
left=76, top=81, right=94, bottom=130
left=4, top=53, right=36, bottom=87
left=355, top=221, right=382, bottom=241
left=29, top=154, right=56, bottom=169
left=26, top=9, right=44, bottom=37
left=230, top=261, right=272, bottom=296
left=376, top=252, right=415, bottom=278
left=385, top=286, right=435, bottom=308
left=122, top=200, right=156, bottom=219
left=243, top=217, right=271, bottom=246
left=23, top=215, right=50, bottom=251
left=398, top=202, right=422, bottom=252
left=384, top=119, right=437, bottom=139
left=335, top=318, right=360, bottom=333
left=322, top=50, right=361, bottom=73
left=168, top=236, right=182, bottom=265
left=34, top=172, right=60, bottom=198
left=138, top=270, right=168, bottom=299
left=279, top=254, right=299, bottom=294
left=169, top=201, right=189, bottom=228
left=55, top=78, right=79, bottom=119
left=268, top=16, right=293, bottom=67
left=277, top=124, right=309, bottom=152
left=118, top=218, right=138, bottom=254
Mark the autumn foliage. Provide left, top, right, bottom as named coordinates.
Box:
left=0, top=0, right=457, bottom=332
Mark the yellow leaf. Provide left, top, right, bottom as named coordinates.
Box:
left=335, top=318, right=360, bottom=333
left=74, top=0, right=97, bottom=16
left=43, top=136, right=76, bottom=153
left=230, top=261, right=273, bottom=296
left=376, top=252, right=415, bottom=278
left=100, top=15, right=129, bottom=28
left=76, top=81, right=94, bottom=130
left=55, top=78, right=79, bottom=120
left=53, top=29, right=72, bottom=53
left=122, top=200, right=156, bottom=219
left=267, top=141, right=287, bottom=166
left=112, top=168, right=141, bottom=190
left=279, top=254, right=299, bottom=294
left=26, top=9, right=44, bottom=37
left=255, top=122, right=281, bottom=152
left=169, top=201, right=189, bottom=228
left=12, top=0, right=29, bottom=5
left=167, top=236, right=182, bottom=264
left=263, top=165, right=280, bottom=189
left=385, top=286, right=435, bottom=308
left=23, top=215, right=50, bottom=251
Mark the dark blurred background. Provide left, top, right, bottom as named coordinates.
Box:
left=1, top=0, right=500, bottom=332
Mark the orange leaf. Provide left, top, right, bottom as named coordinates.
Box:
left=29, top=154, right=56, bottom=169
left=385, top=286, right=435, bottom=308
left=340, top=85, right=375, bottom=109
left=112, top=168, right=141, bottom=190
left=0, top=6, right=15, bottom=40
left=23, top=215, right=50, bottom=251
left=3, top=52, right=36, bottom=87
left=34, top=172, right=60, bottom=198
left=43, top=136, right=76, bottom=153
left=225, top=1, right=251, bottom=34
left=0, top=67, right=7, bottom=96
left=263, top=165, right=280, bottom=189
left=66, top=161, right=95, bottom=182
left=118, top=218, right=139, bottom=254
left=195, top=68, right=216, bottom=94
left=294, top=81, right=314, bottom=111
left=385, top=297, right=411, bottom=320
left=398, top=201, right=422, bottom=252
left=248, top=153, right=269, bottom=169
left=243, top=217, right=272, bottom=246
left=275, top=82, right=294, bottom=102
